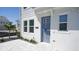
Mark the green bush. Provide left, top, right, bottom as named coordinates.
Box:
left=25, top=39, right=30, bottom=42
left=30, top=39, right=37, bottom=44
left=20, top=37, right=37, bottom=44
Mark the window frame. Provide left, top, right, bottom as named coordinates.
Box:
left=29, top=19, right=34, bottom=33
left=24, top=20, right=27, bottom=32
left=59, top=14, right=68, bottom=31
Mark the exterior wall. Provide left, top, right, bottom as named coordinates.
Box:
left=51, top=7, right=79, bottom=51
left=21, top=8, right=40, bottom=42
left=21, top=7, right=79, bottom=51
left=35, top=7, right=52, bottom=42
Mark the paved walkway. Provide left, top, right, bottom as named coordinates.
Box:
left=0, top=39, right=53, bottom=51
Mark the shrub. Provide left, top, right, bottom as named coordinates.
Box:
left=25, top=39, right=30, bottom=42
left=30, top=39, right=37, bottom=44
left=20, top=37, right=24, bottom=39
left=21, top=37, right=30, bottom=42
left=20, top=37, right=37, bottom=44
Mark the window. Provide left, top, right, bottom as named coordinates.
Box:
left=59, top=23, right=67, bottom=31
left=29, top=20, right=34, bottom=33
left=59, top=15, right=67, bottom=31
left=24, top=21, right=27, bottom=32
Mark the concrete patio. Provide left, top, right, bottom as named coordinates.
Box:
left=0, top=39, right=53, bottom=51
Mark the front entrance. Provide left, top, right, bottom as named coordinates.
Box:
left=41, top=16, right=50, bottom=43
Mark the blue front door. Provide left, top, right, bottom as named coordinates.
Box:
left=41, top=16, right=50, bottom=43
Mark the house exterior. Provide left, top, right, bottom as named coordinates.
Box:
left=21, top=7, right=79, bottom=51
left=0, top=16, right=9, bottom=30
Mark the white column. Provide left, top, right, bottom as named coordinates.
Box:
left=50, top=8, right=56, bottom=50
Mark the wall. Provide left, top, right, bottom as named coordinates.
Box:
left=34, top=7, right=52, bottom=43
left=51, top=7, right=79, bottom=51
left=21, top=8, right=40, bottom=42
left=21, top=7, right=79, bottom=51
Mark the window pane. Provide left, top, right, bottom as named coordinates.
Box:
left=24, top=27, right=27, bottom=32
left=60, top=15, right=67, bottom=22
left=24, top=21, right=27, bottom=26
left=59, top=23, right=67, bottom=31
left=29, top=27, right=34, bottom=33
left=29, top=20, right=34, bottom=26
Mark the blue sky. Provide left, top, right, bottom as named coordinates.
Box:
left=0, top=7, right=20, bottom=24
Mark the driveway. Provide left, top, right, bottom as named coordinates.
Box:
left=0, top=39, right=53, bottom=51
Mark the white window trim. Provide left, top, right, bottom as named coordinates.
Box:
left=58, top=13, right=69, bottom=33
left=24, top=21, right=27, bottom=32
left=29, top=19, right=34, bottom=33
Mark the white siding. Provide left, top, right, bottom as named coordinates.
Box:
left=21, top=8, right=40, bottom=42
left=51, top=7, right=79, bottom=50
left=21, top=7, right=79, bottom=51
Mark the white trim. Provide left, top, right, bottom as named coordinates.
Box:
left=29, top=19, right=34, bottom=33
left=36, top=8, right=52, bottom=15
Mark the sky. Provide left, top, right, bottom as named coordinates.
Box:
left=0, top=7, right=20, bottom=24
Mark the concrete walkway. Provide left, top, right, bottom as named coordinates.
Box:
left=0, top=39, right=53, bottom=51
